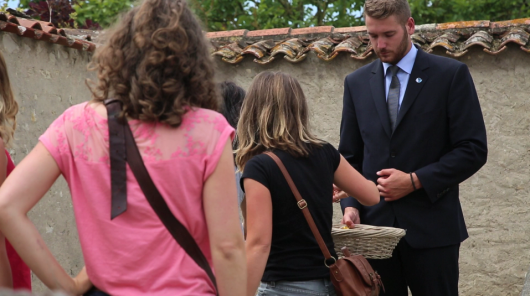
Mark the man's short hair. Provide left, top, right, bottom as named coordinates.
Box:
left=364, top=0, right=411, bottom=24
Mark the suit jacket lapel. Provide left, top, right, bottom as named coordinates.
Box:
left=370, top=61, right=392, bottom=138
left=395, top=48, right=430, bottom=130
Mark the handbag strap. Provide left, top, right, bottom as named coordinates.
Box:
left=263, top=151, right=335, bottom=263
left=105, top=99, right=218, bottom=294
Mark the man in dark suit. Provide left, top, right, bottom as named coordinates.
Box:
left=337, top=0, right=487, bottom=295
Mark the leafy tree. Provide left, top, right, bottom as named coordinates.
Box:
left=409, top=0, right=530, bottom=25
left=17, top=0, right=130, bottom=28
left=22, top=0, right=78, bottom=28
left=11, top=0, right=530, bottom=31
left=73, top=0, right=133, bottom=28
left=190, top=0, right=530, bottom=31
left=188, top=0, right=365, bottom=31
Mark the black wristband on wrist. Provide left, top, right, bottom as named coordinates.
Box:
left=410, top=172, right=417, bottom=191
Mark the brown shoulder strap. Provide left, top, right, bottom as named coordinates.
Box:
left=105, top=99, right=218, bottom=294
left=263, top=151, right=334, bottom=262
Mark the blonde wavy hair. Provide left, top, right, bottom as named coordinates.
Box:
left=87, top=0, right=218, bottom=127
left=235, top=71, right=323, bottom=171
left=0, top=51, right=18, bottom=147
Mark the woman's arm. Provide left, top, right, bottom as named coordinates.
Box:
left=0, top=143, right=91, bottom=295
left=243, top=178, right=272, bottom=296
left=203, top=139, right=246, bottom=296
left=0, top=138, right=12, bottom=288
left=334, top=155, right=380, bottom=206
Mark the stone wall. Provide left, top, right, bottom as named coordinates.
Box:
left=0, top=31, right=92, bottom=292
left=1, top=27, right=529, bottom=295
left=214, top=44, right=530, bottom=296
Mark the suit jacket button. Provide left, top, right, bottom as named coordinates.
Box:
left=390, top=151, right=397, bottom=158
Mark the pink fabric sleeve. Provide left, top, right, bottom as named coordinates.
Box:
left=38, top=111, right=70, bottom=175
left=203, top=116, right=235, bottom=181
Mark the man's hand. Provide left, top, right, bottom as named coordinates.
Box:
left=342, top=207, right=360, bottom=228
left=333, top=184, right=349, bottom=203
left=376, top=169, right=420, bottom=202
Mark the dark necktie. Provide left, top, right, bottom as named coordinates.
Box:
left=387, top=65, right=400, bottom=131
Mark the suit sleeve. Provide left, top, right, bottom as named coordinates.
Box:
left=338, top=76, right=364, bottom=211
left=415, top=63, right=488, bottom=203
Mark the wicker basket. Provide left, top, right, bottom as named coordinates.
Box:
left=331, top=224, right=406, bottom=259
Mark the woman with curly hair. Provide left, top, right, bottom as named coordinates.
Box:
left=0, top=0, right=246, bottom=295
left=237, top=72, right=379, bottom=296
left=0, top=51, right=31, bottom=291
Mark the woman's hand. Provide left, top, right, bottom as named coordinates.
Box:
left=71, top=267, right=92, bottom=295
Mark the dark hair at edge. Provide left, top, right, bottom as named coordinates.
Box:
left=364, top=0, right=411, bottom=24
left=235, top=71, right=323, bottom=171
left=219, top=81, right=246, bottom=129
left=87, top=0, right=219, bottom=127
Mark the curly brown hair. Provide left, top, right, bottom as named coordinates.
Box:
left=87, top=0, right=218, bottom=127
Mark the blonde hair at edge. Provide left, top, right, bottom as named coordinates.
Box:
left=235, top=71, right=323, bottom=171
left=0, top=51, right=18, bottom=148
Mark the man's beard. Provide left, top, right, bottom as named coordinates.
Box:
left=376, top=27, right=410, bottom=64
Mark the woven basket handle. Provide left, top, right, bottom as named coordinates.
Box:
left=263, top=152, right=334, bottom=261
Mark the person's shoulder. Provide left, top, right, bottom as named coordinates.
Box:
left=190, top=107, right=221, bottom=117
left=66, top=102, right=90, bottom=115
left=51, top=102, right=90, bottom=127
left=345, top=59, right=380, bottom=82
left=247, top=153, right=272, bottom=166
left=315, top=141, right=335, bottom=150
left=187, top=108, right=229, bottom=124
left=309, top=141, right=337, bottom=155
left=243, top=153, right=273, bottom=175
left=184, top=107, right=232, bottom=134
left=421, top=50, right=464, bottom=70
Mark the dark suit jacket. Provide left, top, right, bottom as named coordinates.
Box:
left=339, top=47, right=487, bottom=249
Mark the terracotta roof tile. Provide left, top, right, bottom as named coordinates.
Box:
left=209, top=19, right=530, bottom=65
left=291, top=26, right=334, bottom=36
left=206, top=29, right=247, bottom=39
left=0, top=12, right=95, bottom=52
left=2, top=12, right=529, bottom=62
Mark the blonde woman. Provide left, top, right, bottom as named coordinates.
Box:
left=0, top=51, right=31, bottom=290
left=0, top=0, right=245, bottom=295
left=237, top=71, right=380, bottom=296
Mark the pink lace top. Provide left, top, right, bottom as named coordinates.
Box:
left=39, top=102, right=234, bottom=295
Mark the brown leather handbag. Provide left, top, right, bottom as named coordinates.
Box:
left=264, top=151, right=383, bottom=296
left=105, top=99, right=218, bottom=296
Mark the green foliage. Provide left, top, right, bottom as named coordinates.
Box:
left=190, top=0, right=530, bottom=32
left=10, top=0, right=530, bottom=31
left=73, top=0, right=133, bottom=28
left=188, top=0, right=365, bottom=31
left=408, top=0, right=530, bottom=25
left=0, top=1, right=8, bottom=12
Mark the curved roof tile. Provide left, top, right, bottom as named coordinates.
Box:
left=208, top=18, right=530, bottom=65
left=0, top=12, right=95, bottom=52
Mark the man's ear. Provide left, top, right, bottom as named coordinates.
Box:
left=406, top=17, right=415, bottom=35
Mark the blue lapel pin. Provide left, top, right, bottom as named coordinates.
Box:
left=416, top=78, right=422, bottom=83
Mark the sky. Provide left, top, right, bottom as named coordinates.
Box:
left=6, top=0, right=19, bottom=8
